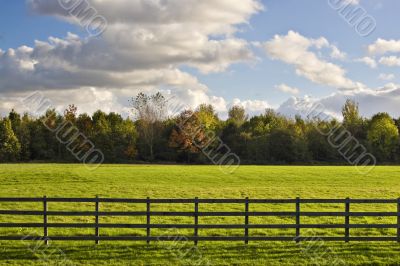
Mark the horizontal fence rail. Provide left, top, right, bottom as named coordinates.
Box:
left=0, top=197, right=399, bottom=244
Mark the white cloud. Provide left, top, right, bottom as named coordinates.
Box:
left=26, top=0, right=263, bottom=74
left=277, top=84, right=400, bottom=119
left=276, top=84, right=300, bottom=95
left=231, top=98, right=270, bottom=117
left=330, top=45, right=347, bottom=60
left=355, top=57, right=377, bottom=68
left=379, top=56, right=400, bottom=67
left=366, top=38, right=400, bottom=68
left=378, top=73, right=395, bottom=81
left=0, top=0, right=264, bottom=117
left=262, top=31, right=363, bottom=90
left=368, top=38, right=400, bottom=55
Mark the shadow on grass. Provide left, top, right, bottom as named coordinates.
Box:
left=1, top=242, right=400, bottom=265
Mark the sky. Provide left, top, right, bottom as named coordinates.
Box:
left=0, top=0, right=400, bottom=119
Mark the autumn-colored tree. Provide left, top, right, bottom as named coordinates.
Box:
left=169, top=110, right=209, bottom=162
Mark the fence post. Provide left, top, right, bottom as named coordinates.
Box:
left=397, top=198, right=400, bottom=243
left=43, top=196, right=48, bottom=245
left=194, top=197, right=199, bottom=246
left=147, top=197, right=151, bottom=245
left=345, top=197, right=350, bottom=243
left=245, top=197, right=249, bottom=244
left=296, top=197, right=300, bottom=243
left=95, top=195, right=100, bottom=245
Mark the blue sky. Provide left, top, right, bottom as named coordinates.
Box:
left=1, top=0, right=400, bottom=118
left=198, top=0, right=400, bottom=104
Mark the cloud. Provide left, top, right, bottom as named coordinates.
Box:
left=276, top=84, right=300, bottom=95
left=230, top=98, right=270, bottom=117
left=366, top=38, right=400, bottom=68
left=378, top=73, right=395, bottom=81
left=368, top=38, right=400, bottom=55
left=261, top=31, right=363, bottom=90
left=379, top=56, right=400, bottom=67
left=26, top=0, right=262, bottom=74
left=330, top=46, right=347, bottom=60
left=355, top=57, right=377, bottom=68
left=277, top=84, right=400, bottom=119
left=0, top=0, right=264, bottom=117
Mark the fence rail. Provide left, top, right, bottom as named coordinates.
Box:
left=0, top=197, right=399, bottom=244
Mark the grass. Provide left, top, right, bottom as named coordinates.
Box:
left=0, top=164, right=400, bottom=265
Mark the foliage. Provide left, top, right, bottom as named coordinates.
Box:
left=228, top=105, right=248, bottom=125
left=367, top=113, right=399, bottom=161
left=0, top=118, right=21, bottom=161
left=0, top=96, right=400, bottom=164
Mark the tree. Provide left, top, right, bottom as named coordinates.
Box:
left=76, top=113, right=94, bottom=138
left=92, top=110, right=113, bottom=161
left=131, top=92, right=166, bottom=161
left=31, top=109, right=62, bottom=160
left=8, top=109, right=21, bottom=133
left=169, top=110, right=208, bottom=162
left=267, top=128, right=308, bottom=163
left=17, top=113, right=32, bottom=161
left=307, top=122, right=340, bottom=162
left=0, top=118, right=21, bottom=162
left=64, top=104, right=78, bottom=122
left=245, top=109, right=287, bottom=137
left=367, top=113, right=399, bottom=161
left=196, top=104, right=219, bottom=131
left=106, top=112, right=137, bottom=162
left=120, top=119, right=138, bottom=161
left=342, top=99, right=363, bottom=137
left=228, top=105, right=248, bottom=125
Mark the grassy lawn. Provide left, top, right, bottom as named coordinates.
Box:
left=0, top=164, right=400, bottom=265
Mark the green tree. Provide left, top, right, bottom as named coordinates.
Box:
left=92, top=110, right=113, bottom=161
left=196, top=104, right=219, bottom=131
left=245, top=109, right=288, bottom=137
left=267, top=128, right=307, bottom=163
left=367, top=113, right=399, bottom=161
left=18, top=113, right=32, bottom=161
left=228, top=105, right=248, bottom=125
left=342, top=99, right=364, bottom=137
left=307, top=121, right=340, bottom=162
left=8, top=109, right=21, bottom=133
left=0, top=118, right=21, bottom=161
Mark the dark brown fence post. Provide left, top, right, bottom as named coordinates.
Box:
left=147, top=197, right=151, bottom=244
left=345, top=197, right=350, bottom=243
left=194, top=197, right=199, bottom=246
left=296, top=197, right=300, bottom=243
left=95, top=195, right=100, bottom=245
left=43, top=196, right=48, bottom=245
left=245, top=197, right=249, bottom=244
left=397, top=198, right=400, bottom=243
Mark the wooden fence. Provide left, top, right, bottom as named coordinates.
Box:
left=0, top=197, right=399, bottom=244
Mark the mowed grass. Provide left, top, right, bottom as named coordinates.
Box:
left=0, top=164, right=400, bottom=265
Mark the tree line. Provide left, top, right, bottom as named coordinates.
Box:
left=0, top=93, right=399, bottom=164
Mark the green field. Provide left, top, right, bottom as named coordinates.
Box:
left=0, top=164, right=400, bottom=265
